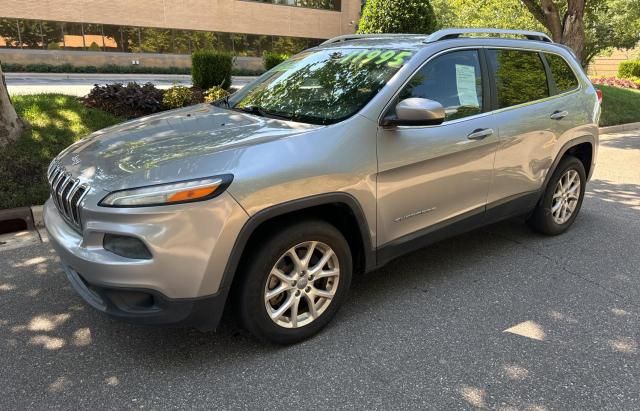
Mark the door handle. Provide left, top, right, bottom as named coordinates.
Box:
left=467, top=128, right=494, bottom=140
left=550, top=110, right=569, bottom=120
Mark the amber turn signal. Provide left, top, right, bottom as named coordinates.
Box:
left=167, top=185, right=220, bottom=203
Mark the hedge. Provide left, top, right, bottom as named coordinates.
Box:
left=263, top=51, right=289, bottom=70
left=618, top=61, right=640, bottom=79
left=0, top=62, right=265, bottom=76
left=1, top=62, right=191, bottom=75
left=191, top=50, right=233, bottom=90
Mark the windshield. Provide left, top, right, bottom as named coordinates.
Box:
left=226, top=48, right=414, bottom=125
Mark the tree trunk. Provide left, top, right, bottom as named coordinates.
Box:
left=521, top=0, right=587, bottom=63
left=0, top=64, right=26, bottom=147
left=561, top=0, right=586, bottom=62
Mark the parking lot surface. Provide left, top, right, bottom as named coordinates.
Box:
left=1, top=130, right=638, bottom=410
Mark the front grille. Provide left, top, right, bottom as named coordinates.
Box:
left=47, top=161, right=89, bottom=231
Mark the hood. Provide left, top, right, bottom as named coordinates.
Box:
left=55, top=104, right=320, bottom=190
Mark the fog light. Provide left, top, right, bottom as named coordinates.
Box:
left=103, top=234, right=152, bottom=260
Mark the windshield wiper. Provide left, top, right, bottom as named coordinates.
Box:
left=235, top=105, right=294, bottom=121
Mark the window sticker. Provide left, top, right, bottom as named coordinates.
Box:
left=455, top=64, right=480, bottom=107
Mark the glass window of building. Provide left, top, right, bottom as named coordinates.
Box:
left=244, top=0, right=341, bottom=11
left=0, top=18, right=22, bottom=48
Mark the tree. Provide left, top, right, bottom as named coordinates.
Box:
left=357, top=0, right=439, bottom=34
left=582, top=0, right=640, bottom=64
left=0, top=65, right=27, bottom=147
left=431, top=0, right=640, bottom=66
left=520, top=0, right=587, bottom=61
left=431, top=0, right=544, bottom=31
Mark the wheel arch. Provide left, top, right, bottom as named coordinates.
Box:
left=543, top=136, right=596, bottom=191
left=219, top=193, right=375, bottom=296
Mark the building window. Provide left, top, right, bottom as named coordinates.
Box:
left=0, top=18, right=324, bottom=57
left=242, top=0, right=342, bottom=11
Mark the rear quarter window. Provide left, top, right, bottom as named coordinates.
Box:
left=487, top=49, right=549, bottom=109
left=545, top=53, right=580, bottom=94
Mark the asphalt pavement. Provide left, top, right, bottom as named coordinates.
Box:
left=5, top=73, right=258, bottom=96
left=0, top=130, right=638, bottom=410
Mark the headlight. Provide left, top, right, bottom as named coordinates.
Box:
left=99, top=175, right=233, bottom=207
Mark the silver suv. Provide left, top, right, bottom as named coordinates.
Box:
left=45, top=29, right=600, bottom=344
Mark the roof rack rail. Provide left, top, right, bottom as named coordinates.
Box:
left=425, top=28, right=553, bottom=43
left=321, top=33, right=426, bottom=45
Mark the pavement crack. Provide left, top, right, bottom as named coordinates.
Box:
left=485, top=229, right=639, bottom=308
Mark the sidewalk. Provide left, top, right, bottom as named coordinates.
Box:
left=6, top=73, right=258, bottom=96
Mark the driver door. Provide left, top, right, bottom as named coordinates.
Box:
left=376, top=49, right=498, bottom=249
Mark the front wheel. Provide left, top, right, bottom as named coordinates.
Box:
left=527, top=155, right=586, bottom=236
left=236, top=220, right=352, bottom=344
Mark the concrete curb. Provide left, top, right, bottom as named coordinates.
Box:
left=599, top=122, right=640, bottom=134
left=31, top=205, right=44, bottom=229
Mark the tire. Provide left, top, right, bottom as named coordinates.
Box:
left=236, top=220, right=352, bottom=344
left=527, top=155, right=586, bottom=236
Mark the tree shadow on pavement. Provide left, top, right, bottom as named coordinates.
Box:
left=1, top=178, right=639, bottom=409
left=600, top=133, right=640, bottom=150
left=586, top=179, right=640, bottom=211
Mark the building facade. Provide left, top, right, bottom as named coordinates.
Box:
left=0, top=0, right=362, bottom=58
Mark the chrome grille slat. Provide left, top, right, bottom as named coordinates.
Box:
left=47, top=161, right=89, bottom=231
left=56, top=175, right=71, bottom=209
left=64, top=180, right=80, bottom=216
left=51, top=172, right=65, bottom=209
left=74, top=186, right=89, bottom=226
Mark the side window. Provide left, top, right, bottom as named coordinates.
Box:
left=488, top=49, right=549, bottom=108
left=397, top=50, right=483, bottom=121
left=545, top=53, right=579, bottom=94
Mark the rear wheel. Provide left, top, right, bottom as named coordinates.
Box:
left=236, top=220, right=352, bottom=344
left=527, top=155, right=586, bottom=235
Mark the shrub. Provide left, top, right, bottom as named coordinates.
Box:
left=263, top=51, right=289, bottom=70
left=84, top=82, right=165, bottom=118
left=232, top=67, right=265, bottom=76
left=203, top=86, right=230, bottom=103
left=49, top=63, right=75, bottom=73
left=591, top=76, right=640, bottom=90
left=162, top=85, right=194, bottom=109
left=358, top=0, right=438, bottom=34
left=0, top=62, right=192, bottom=75
left=192, top=50, right=233, bottom=90
left=1, top=63, right=25, bottom=72
left=47, top=41, right=61, bottom=50
left=25, top=63, right=51, bottom=72
left=88, top=41, right=101, bottom=52
left=618, top=61, right=640, bottom=79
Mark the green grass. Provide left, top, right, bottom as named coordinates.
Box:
left=598, top=85, right=640, bottom=127
left=0, top=94, right=122, bottom=209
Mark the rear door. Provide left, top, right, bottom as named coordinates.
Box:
left=486, top=48, right=558, bottom=205
left=376, top=49, right=499, bottom=247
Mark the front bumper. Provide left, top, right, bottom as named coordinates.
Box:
left=62, top=263, right=226, bottom=329
left=44, top=192, right=248, bottom=328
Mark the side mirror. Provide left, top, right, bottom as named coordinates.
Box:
left=382, top=98, right=445, bottom=127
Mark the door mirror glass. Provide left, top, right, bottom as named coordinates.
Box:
left=383, top=98, right=445, bottom=126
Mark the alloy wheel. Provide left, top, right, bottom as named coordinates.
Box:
left=551, top=169, right=581, bottom=225
left=264, top=241, right=340, bottom=329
